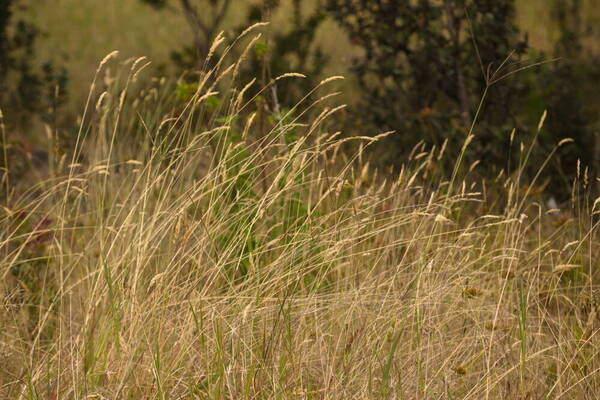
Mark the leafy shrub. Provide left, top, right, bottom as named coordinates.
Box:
left=325, top=0, right=528, bottom=170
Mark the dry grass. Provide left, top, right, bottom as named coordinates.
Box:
left=1, top=31, right=600, bottom=400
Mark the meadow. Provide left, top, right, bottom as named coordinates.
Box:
left=1, top=2, right=600, bottom=399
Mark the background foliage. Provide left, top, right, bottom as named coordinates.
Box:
left=0, top=0, right=67, bottom=126
left=2, top=0, right=600, bottom=195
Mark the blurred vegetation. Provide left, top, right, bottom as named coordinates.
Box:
left=0, top=0, right=67, bottom=126
left=140, top=0, right=328, bottom=106
left=323, top=0, right=599, bottom=197
left=2, top=0, right=600, bottom=196
left=539, top=0, right=600, bottom=196
left=326, top=0, right=528, bottom=166
left=0, top=0, right=67, bottom=190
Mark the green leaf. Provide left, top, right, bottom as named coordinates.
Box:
left=255, top=40, right=269, bottom=60
left=175, top=82, right=198, bottom=101
left=206, top=95, right=221, bottom=112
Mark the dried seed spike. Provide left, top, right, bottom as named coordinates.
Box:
left=133, top=60, right=152, bottom=80
left=435, top=214, right=452, bottom=224
left=242, top=112, right=256, bottom=139
left=208, top=31, right=226, bottom=61
left=469, top=160, right=480, bottom=172
left=238, top=22, right=269, bottom=40
left=98, top=51, right=119, bottom=71
left=561, top=240, right=579, bottom=252
left=438, top=138, right=448, bottom=160
left=592, top=196, right=600, bottom=214
left=132, top=56, right=148, bottom=71
left=275, top=72, right=306, bottom=81
left=96, top=91, right=109, bottom=110
left=197, top=91, right=219, bottom=104
left=538, top=109, right=548, bottom=132
left=319, top=76, right=345, bottom=86
left=558, top=138, right=574, bottom=146
left=553, top=264, right=580, bottom=273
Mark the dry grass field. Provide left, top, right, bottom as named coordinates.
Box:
left=2, top=30, right=600, bottom=398
left=2, top=2, right=600, bottom=399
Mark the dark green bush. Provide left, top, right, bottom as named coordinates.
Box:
left=326, top=0, right=528, bottom=169
left=540, top=0, right=599, bottom=196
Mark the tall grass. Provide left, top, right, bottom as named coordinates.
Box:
left=1, top=29, right=600, bottom=399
